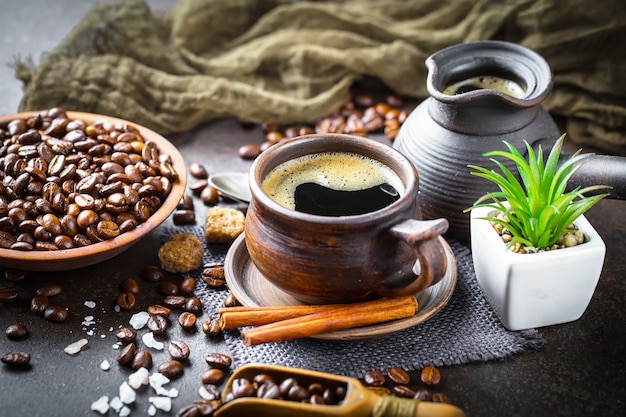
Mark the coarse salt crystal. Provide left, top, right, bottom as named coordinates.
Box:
left=149, top=372, right=170, bottom=390
left=128, top=367, right=150, bottom=389
left=129, top=311, right=150, bottom=329
left=114, top=305, right=121, bottom=312
left=156, top=387, right=179, bottom=398
left=109, top=396, right=123, bottom=413
left=64, top=338, right=88, bottom=355
left=142, top=332, right=164, bottom=350
left=148, top=405, right=157, bottom=416
left=119, top=405, right=131, bottom=417
left=119, top=382, right=136, bottom=404
left=149, top=396, right=172, bottom=412
left=84, top=300, right=96, bottom=308
left=100, top=359, right=110, bottom=371
left=90, top=395, right=109, bottom=414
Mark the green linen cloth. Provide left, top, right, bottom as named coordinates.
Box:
left=14, top=0, right=626, bottom=155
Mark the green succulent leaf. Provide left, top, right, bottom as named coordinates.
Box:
left=467, top=134, right=610, bottom=250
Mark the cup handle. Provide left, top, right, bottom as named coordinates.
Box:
left=376, top=218, right=449, bottom=297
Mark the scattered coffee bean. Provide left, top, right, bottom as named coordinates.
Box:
left=147, top=304, right=172, bottom=318
left=147, top=314, right=169, bottom=334
left=177, top=195, right=194, bottom=211
left=4, top=269, right=27, bottom=282
left=141, top=265, right=165, bottom=282
left=204, top=353, right=232, bottom=370
left=178, top=312, right=197, bottom=330
left=201, top=319, right=222, bottom=337
left=163, top=295, right=186, bottom=309
left=158, top=281, right=179, bottom=296
left=132, top=349, right=153, bottom=370
left=189, top=162, right=209, bottom=179
left=6, top=324, right=29, bottom=340
left=232, top=377, right=257, bottom=398
left=43, top=305, right=69, bottom=322
left=116, top=342, right=137, bottom=366
left=36, top=284, right=62, bottom=297
left=200, top=186, right=219, bottom=206
left=0, top=286, right=20, bottom=303
left=188, top=179, right=209, bottom=194
left=117, top=292, right=136, bottom=310
left=173, top=210, right=196, bottom=225
left=387, top=367, right=410, bottom=385
left=120, top=278, right=140, bottom=294
left=168, top=340, right=190, bottom=360
left=366, top=386, right=391, bottom=396
left=413, top=389, right=432, bottom=401
left=198, top=385, right=222, bottom=401
left=201, top=265, right=226, bottom=288
left=1, top=351, right=31, bottom=368
left=201, top=368, right=224, bottom=385
left=223, top=293, right=238, bottom=308
left=30, top=295, right=49, bottom=315
left=363, top=370, right=385, bottom=387
left=237, top=144, right=261, bottom=160
left=432, top=392, right=451, bottom=403
left=421, top=366, right=441, bottom=386
left=393, top=385, right=416, bottom=398
left=115, top=327, right=137, bottom=344
left=158, top=360, right=184, bottom=379
left=179, top=277, right=196, bottom=295
left=184, top=297, right=203, bottom=315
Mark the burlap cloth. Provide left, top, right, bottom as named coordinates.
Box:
left=13, top=0, right=626, bottom=156
left=163, top=225, right=545, bottom=378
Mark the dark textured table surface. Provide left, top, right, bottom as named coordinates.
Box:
left=1, top=2, right=625, bottom=417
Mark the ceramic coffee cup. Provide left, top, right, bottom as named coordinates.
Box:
left=245, top=134, right=449, bottom=304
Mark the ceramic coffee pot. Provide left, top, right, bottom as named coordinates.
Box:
left=394, top=40, right=626, bottom=240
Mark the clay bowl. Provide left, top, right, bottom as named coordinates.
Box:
left=0, top=110, right=186, bottom=271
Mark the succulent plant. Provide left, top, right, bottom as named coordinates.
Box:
left=465, top=134, right=610, bottom=250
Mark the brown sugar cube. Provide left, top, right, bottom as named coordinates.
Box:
left=158, top=233, right=204, bottom=273
left=204, top=207, right=245, bottom=243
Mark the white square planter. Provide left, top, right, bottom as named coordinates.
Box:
left=470, top=206, right=606, bottom=331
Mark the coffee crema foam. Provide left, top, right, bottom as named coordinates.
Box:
left=262, top=152, right=405, bottom=211
left=443, top=75, right=525, bottom=98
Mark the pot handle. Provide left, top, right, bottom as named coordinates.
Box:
left=376, top=218, right=449, bottom=297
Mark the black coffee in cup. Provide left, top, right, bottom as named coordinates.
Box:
left=262, top=151, right=404, bottom=216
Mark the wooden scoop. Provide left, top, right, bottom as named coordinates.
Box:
left=214, top=364, right=466, bottom=417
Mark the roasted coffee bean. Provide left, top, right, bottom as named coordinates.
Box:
left=431, top=393, right=451, bottom=403
left=335, top=385, right=347, bottom=401
left=253, top=373, right=276, bottom=386
left=6, top=324, right=29, bottom=340
left=1, top=351, right=31, bottom=368
left=363, top=370, right=385, bottom=387
left=184, top=297, right=203, bottom=315
left=142, top=265, right=165, bottom=282
left=201, top=265, right=226, bottom=288
left=178, top=312, right=197, bottom=330
left=204, top=352, right=232, bottom=370
left=173, top=210, right=196, bottom=225
left=115, top=327, right=137, bottom=344
left=238, top=144, right=261, bottom=160
left=393, top=385, right=416, bottom=398
left=223, top=293, right=238, bottom=308
left=413, top=389, right=431, bottom=401
left=132, top=349, right=153, bottom=370
left=177, top=195, right=194, bottom=211
left=179, top=277, right=196, bottom=295
left=322, top=387, right=336, bottom=404
left=168, top=340, right=190, bottom=360
left=158, top=281, right=179, bottom=296
left=120, top=278, right=140, bottom=294
left=279, top=377, right=298, bottom=397
left=258, top=382, right=281, bottom=400
left=36, top=284, right=62, bottom=297
left=147, top=304, right=172, bottom=318
left=198, top=385, right=222, bottom=401
left=30, top=295, right=49, bottom=315
left=232, top=377, right=257, bottom=398
left=200, top=186, right=219, bottom=206
left=188, top=179, right=208, bottom=194
left=4, top=269, right=27, bottom=282
left=147, top=314, right=169, bottom=334
left=0, top=286, right=20, bottom=303
left=387, top=367, right=410, bottom=385
left=421, top=366, right=441, bottom=386
left=201, top=319, right=221, bottom=337
left=117, top=292, right=136, bottom=310
left=163, top=295, right=186, bottom=309
left=43, top=305, right=69, bottom=322
left=116, top=342, right=137, bottom=366
left=189, top=162, right=209, bottom=179
left=158, top=360, right=184, bottom=379
left=366, top=386, right=391, bottom=397
left=200, top=368, right=224, bottom=385
left=288, top=384, right=309, bottom=402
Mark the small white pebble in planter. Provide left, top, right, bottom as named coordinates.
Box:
left=64, top=338, right=88, bottom=355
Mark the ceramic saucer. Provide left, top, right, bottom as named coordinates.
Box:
left=224, top=234, right=457, bottom=341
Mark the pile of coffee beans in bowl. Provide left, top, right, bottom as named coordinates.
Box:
left=0, top=108, right=180, bottom=252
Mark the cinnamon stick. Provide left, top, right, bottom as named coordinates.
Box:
left=240, top=296, right=418, bottom=346
left=219, top=304, right=343, bottom=330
